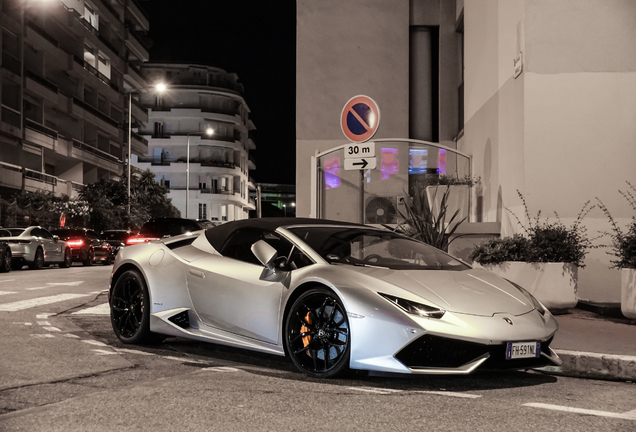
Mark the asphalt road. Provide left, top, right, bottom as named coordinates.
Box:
left=0, top=265, right=634, bottom=431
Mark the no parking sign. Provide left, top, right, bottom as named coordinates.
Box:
left=340, top=95, right=380, bottom=143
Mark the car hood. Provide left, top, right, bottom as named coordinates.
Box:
left=342, top=266, right=533, bottom=317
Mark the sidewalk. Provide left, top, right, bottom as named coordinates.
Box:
left=540, top=306, right=636, bottom=381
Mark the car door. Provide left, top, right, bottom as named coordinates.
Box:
left=186, top=228, right=297, bottom=344
left=34, top=228, right=62, bottom=262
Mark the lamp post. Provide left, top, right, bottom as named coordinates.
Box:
left=283, top=204, right=287, bottom=217
left=128, top=83, right=166, bottom=220
left=186, top=127, right=214, bottom=218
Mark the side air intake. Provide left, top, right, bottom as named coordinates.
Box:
left=168, top=311, right=190, bottom=329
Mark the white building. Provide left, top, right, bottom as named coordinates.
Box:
left=136, top=63, right=256, bottom=222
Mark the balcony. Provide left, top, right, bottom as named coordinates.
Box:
left=248, top=154, right=256, bottom=170
left=126, top=0, right=150, bottom=31
left=129, top=97, right=148, bottom=124
left=68, top=55, right=120, bottom=100
left=124, top=28, right=149, bottom=62
left=71, top=139, right=121, bottom=173
left=25, top=20, right=59, bottom=50
left=0, top=161, right=23, bottom=190
left=71, top=97, right=120, bottom=136
left=25, top=69, right=59, bottom=104
left=74, top=16, right=120, bottom=58
left=124, top=62, right=146, bottom=89
left=24, top=119, right=58, bottom=150
left=129, top=130, right=148, bottom=156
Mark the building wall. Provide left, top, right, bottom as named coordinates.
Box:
left=461, top=0, right=636, bottom=302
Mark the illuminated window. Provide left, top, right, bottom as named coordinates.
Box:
left=381, top=148, right=399, bottom=180
left=324, top=157, right=341, bottom=189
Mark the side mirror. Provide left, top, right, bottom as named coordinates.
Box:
left=53, top=235, right=59, bottom=242
left=251, top=240, right=277, bottom=268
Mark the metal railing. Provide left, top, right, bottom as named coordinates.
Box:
left=1, top=106, right=21, bottom=128
left=26, top=20, right=59, bottom=48
left=73, top=97, right=119, bottom=128
left=25, top=69, right=59, bottom=94
left=25, top=119, right=58, bottom=139
left=98, top=0, right=120, bottom=20
left=72, top=139, right=120, bottom=164
left=24, top=168, right=57, bottom=186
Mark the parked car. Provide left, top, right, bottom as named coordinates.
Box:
left=0, top=240, right=11, bottom=273
left=101, top=230, right=137, bottom=258
left=126, top=218, right=207, bottom=245
left=51, top=228, right=113, bottom=266
left=0, top=227, right=72, bottom=270
left=110, top=218, right=560, bottom=378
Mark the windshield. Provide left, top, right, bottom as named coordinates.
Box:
left=288, top=227, right=469, bottom=271
left=0, top=228, right=25, bottom=237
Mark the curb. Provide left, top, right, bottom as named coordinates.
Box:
left=537, top=349, right=636, bottom=382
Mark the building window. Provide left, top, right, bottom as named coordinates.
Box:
left=199, top=203, right=207, bottom=220
left=97, top=54, right=110, bottom=79
left=84, top=3, right=99, bottom=30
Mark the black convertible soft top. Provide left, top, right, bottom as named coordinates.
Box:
left=204, top=218, right=363, bottom=252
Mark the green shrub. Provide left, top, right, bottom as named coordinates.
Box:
left=597, top=181, right=636, bottom=269
left=469, top=234, right=528, bottom=265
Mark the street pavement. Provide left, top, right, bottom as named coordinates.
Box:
left=0, top=265, right=634, bottom=387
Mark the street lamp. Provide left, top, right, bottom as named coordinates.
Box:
left=185, top=127, right=214, bottom=218
left=128, top=83, right=166, bottom=219
left=283, top=204, right=287, bottom=217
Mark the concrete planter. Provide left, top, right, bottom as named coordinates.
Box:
left=477, top=262, right=578, bottom=310
left=426, top=185, right=469, bottom=222
left=621, top=268, right=636, bottom=319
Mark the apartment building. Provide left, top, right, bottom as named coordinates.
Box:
left=0, top=0, right=150, bottom=199
left=136, top=63, right=256, bottom=222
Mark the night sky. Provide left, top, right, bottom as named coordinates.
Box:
left=140, top=0, right=297, bottom=185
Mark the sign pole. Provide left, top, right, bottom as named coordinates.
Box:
left=360, top=171, right=364, bottom=224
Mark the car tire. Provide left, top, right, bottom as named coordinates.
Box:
left=29, top=248, right=44, bottom=270
left=60, top=248, right=72, bottom=268
left=0, top=248, right=11, bottom=273
left=284, top=288, right=351, bottom=378
left=110, top=269, right=163, bottom=344
left=83, top=249, right=94, bottom=266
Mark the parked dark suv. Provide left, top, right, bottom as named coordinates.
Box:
left=101, top=230, right=137, bottom=258
left=126, top=218, right=208, bottom=245
left=51, top=228, right=113, bottom=266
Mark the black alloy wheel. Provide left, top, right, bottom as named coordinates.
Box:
left=60, top=248, right=72, bottom=268
left=83, top=248, right=94, bottom=266
left=29, top=248, right=44, bottom=270
left=110, top=270, right=161, bottom=344
left=0, top=248, right=10, bottom=273
left=285, top=288, right=351, bottom=378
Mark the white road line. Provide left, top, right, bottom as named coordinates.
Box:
left=92, top=349, right=118, bottom=356
left=30, top=334, right=55, bottom=338
left=36, top=313, right=55, bottom=319
left=12, top=322, right=32, bottom=325
left=524, top=403, right=636, bottom=420
left=82, top=340, right=107, bottom=347
left=0, top=291, right=17, bottom=295
left=0, top=294, right=90, bottom=312
left=37, top=321, right=51, bottom=326
left=46, top=281, right=85, bottom=286
left=26, top=287, right=51, bottom=291
left=114, top=347, right=155, bottom=356
left=348, top=387, right=402, bottom=395
left=202, top=367, right=240, bottom=372
left=0, top=279, right=15, bottom=283
left=63, top=333, right=80, bottom=339
left=42, top=326, right=61, bottom=332
left=72, top=302, right=110, bottom=315
left=414, top=390, right=481, bottom=399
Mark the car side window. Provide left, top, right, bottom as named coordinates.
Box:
left=39, top=229, right=53, bottom=240
left=221, top=228, right=267, bottom=265
left=32, top=228, right=45, bottom=238
left=87, top=231, right=98, bottom=240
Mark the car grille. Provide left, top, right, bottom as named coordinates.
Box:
left=395, top=334, right=554, bottom=370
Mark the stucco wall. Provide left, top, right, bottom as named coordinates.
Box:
left=296, top=0, right=410, bottom=217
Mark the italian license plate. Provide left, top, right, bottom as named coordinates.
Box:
left=506, top=341, right=541, bottom=360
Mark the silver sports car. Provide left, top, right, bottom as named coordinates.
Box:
left=109, top=218, right=561, bottom=378
left=0, top=226, right=72, bottom=270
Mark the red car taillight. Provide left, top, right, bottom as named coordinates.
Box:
left=126, top=236, right=159, bottom=245
left=66, top=239, right=84, bottom=247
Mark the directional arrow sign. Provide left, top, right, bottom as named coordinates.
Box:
left=344, top=157, right=377, bottom=171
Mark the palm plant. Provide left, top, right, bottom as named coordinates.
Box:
left=389, top=183, right=466, bottom=252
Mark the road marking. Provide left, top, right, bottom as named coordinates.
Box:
left=36, top=313, right=55, bottom=319
left=30, top=334, right=55, bottom=338
left=348, top=387, right=402, bottom=395
left=82, top=340, right=107, bottom=347
left=0, top=294, right=90, bottom=312
left=37, top=321, right=51, bottom=326
left=26, top=287, right=51, bottom=291
left=0, top=291, right=17, bottom=295
left=42, top=326, right=61, bottom=332
left=63, top=333, right=80, bottom=339
left=12, top=322, right=32, bottom=325
left=72, top=302, right=110, bottom=315
left=202, top=366, right=240, bottom=372
left=524, top=403, right=636, bottom=420
left=46, top=281, right=85, bottom=286
left=414, top=390, right=482, bottom=399
left=114, top=347, right=155, bottom=356
left=92, top=349, right=117, bottom=356
left=0, top=279, right=15, bottom=283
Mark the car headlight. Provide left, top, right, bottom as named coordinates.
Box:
left=379, top=293, right=445, bottom=319
left=505, top=279, right=546, bottom=316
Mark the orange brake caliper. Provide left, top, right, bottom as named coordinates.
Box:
left=300, top=312, right=312, bottom=348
